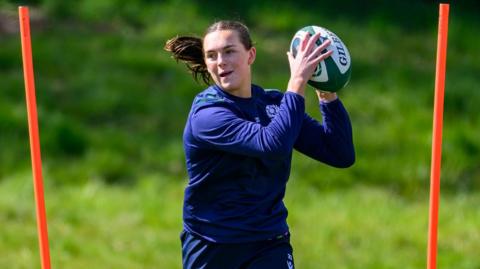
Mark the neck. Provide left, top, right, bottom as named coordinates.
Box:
left=221, top=80, right=252, bottom=98
left=230, top=85, right=252, bottom=98
left=234, top=75, right=252, bottom=98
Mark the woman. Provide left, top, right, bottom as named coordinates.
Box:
left=165, top=20, right=355, bottom=269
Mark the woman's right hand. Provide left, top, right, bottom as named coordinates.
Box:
left=286, top=32, right=333, bottom=97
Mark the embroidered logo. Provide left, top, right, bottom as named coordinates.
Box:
left=265, top=104, right=280, bottom=119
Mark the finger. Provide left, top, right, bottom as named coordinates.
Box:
left=309, top=39, right=331, bottom=59
left=304, top=32, right=322, bottom=55
left=316, top=38, right=331, bottom=52
left=300, top=31, right=311, bottom=52
left=286, top=51, right=294, bottom=63
left=311, top=50, right=333, bottom=64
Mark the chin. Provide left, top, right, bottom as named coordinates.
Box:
left=220, top=82, right=238, bottom=91
left=221, top=84, right=233, bottom=90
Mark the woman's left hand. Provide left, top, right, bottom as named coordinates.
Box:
left=315, top=90, right=337, bottom=103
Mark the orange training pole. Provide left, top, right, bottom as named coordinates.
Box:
left=427, top=3, right=449, bottom=269
left=18, top=6, right=52, bottom=269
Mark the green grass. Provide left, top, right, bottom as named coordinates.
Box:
left=286, top=180, right=480, bottom=269
left=1, top=174, right=480, bottom=268
left=0, top=173, right=183, bottom=269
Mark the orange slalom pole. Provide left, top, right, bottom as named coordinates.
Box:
left=427, top=3, right=449, bottom=269
left=18, top=6, right=52, bottom=269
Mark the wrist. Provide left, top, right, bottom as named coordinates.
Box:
left=316, top=90, right=337, bottom=103
left=287, top=77, right=306, bottom=96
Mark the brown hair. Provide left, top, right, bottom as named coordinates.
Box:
left=164, top=20, right=253, bottom=85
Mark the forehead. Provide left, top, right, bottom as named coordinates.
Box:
left=203, top=30, right=242, bottom=52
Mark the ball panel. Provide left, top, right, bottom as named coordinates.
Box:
left=327, top=31, right=351, bottom=74
left=291, top=37, right=301, bottom=57
left=324, top=57, right=351, bottom=91
left=308, top=57, right=342, bottom=91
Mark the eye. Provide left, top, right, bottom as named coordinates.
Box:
left=205, top=53, right=217, bottom=60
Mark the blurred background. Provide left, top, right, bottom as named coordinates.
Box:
left=1, top=0, right=479, bottom=268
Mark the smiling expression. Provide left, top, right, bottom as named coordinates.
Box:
left=203, top=30, right=256, bottom=97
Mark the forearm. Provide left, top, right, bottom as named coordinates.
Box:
left=294, top=99, right=355, bottom=167
left=320, top=99, right=355, bottom=167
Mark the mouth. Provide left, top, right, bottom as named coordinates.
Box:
left=219, top=71, right=233, bottom=78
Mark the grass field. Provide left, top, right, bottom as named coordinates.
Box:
left=1, top=173, right=480, bottom=269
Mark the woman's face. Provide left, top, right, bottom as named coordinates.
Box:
left=203, top=30, right=256, bottom=96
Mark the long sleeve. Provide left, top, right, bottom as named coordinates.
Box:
left=183, top=86, right=311, bottom=243
left=190, top=92, right=305, bottom=160
left=293, top=99, right=355, bottom=168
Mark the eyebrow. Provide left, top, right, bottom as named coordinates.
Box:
left=205, top=44, right=237, bottom=54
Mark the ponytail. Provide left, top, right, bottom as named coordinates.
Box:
left=164, top=36, right=211, bottom=85
left=165, top=21, right=252, bottom=85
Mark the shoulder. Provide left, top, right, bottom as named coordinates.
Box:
left=191, top=86, right=232, bottom=113
left=193, top=86, right=228, bottom=105
left=189, top=86, right=240, bottom=125
left=253, top=84, right=284, bottom=104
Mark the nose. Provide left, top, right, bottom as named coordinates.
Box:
left=217, top=53, right=227, bottom=67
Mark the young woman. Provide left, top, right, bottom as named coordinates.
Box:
left=165, top=20, right=355, bottom=269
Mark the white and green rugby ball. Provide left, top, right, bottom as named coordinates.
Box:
left=290, top=25, right=351, bottom=92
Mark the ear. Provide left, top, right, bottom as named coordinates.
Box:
left=247, top=47, right=256, bottom=65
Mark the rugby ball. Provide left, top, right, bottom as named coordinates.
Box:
left=290, top=25, right=351, bottom=92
